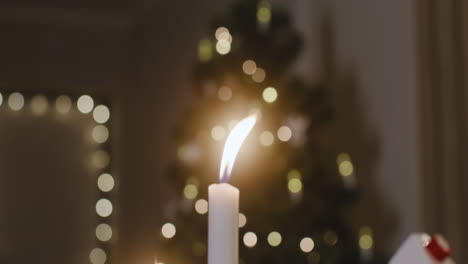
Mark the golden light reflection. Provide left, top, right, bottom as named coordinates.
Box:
left=242, top=60, right=257, bottom=75
left=195, top=199, right=208, bottom=214
left=92, top=125, right=109, bottom=144
left=238, top=213, right=247, bottom=228
left=31, top=95, right=48, bottom=115
left=77, top=95, right=94, bottom=114
left=96, top=223, right=112, bottom=242
left=259, top=131, right=274, bottom=146
left=161, top=223, right=176, bottom=239
left=288, top=178, right=303, bottom=193
left=243, top=232, right=257, bottom=247
left=8, top=92, right=24, bottom=111
left=359, top=226, right=374, bottom=250
left=89, top=248, right=107, bottom=264
left=55, top=95, right=72, bottom=114
left=262, top=87, right=278, bottom=103
left=267, top=231, right=282, bottom=247
left=97, top=173, right=115, bottom=192
left=219, top=114, right=257, bottom=182
left=96, top=198, right=113, bottom=217
left=217, top=86, right=232, bottom=101
left=277, top=126, right=292, bottom=142
left=211, top=126, right=226, bottom=141
left=339, top=160, right=354, bottom=177
left=93, top=105, right=110, bottom=124
left=300, top=237, right=315, bottom=253
left=257, top=2, right=272, bottom=24
left=252, top=68, right=266, bottom=83
left=215, top=27, right=229, bottom=40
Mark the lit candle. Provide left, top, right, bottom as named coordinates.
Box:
left=208, top=114, right=257, bottom=264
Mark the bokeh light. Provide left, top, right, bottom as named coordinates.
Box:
left=89, top=248, right=106, bottom=264
left=300, top=237, right=315, bottom=253
left=97, top=173, right=115, bottom=192
left=161, top=223, right=176, bottom=239
left=195, top=199, right=208, bottom=214
left=31, top=95, right=48, bottom=115
left=252, top=68, right=266, bottom=83
left=288, top=178, right=303, bottom=193
left=217, top=86, right=232, bottom=101
left=211, top=125, right=226, bottom=141
left=267, top=231, right=282, bottom=247
left=93, top=105, right=110, bottom=124
left=216, top=39, right=231, bottom=55
left=198, top=38, right=213, bottom=62
left=96, top=198, right=113, bottom=217
left=238, top=213, right=247, bottom=228
left=183, top=184, right=198, bottom=200
left=339, top=160, right=354, bottom=177
left=359, top=226, right=374, bottom=250
left=96, top=223, right=112, bottom=242
left=215, top=27, right=229, bottom=40
left=0, top=92, right=3, bottom=106
left=8, top=92, right=24, bottom=111
left=242, top=60, right=257, bottom=75
left=259, top=131, right=274, bottom=146
left=177, top=143, right=201, bottom=163
left=323, top=231, right=338, bottom=246
left=243, top=232, right=257, bottom=247
left=257, top=2, right=272, bottom=24
left=337, top=152, right=351, bottom=164
left=92, top=150, right=110, bottom=169
left=262, top=87, right=278, bottom=103
left=92, top=125, right=110, bottom=144
left=287, top=169, right=302, bottom=180
left=277, top=126, right=292, bottom=142
left=192, top=241, right=207, bottom=257
left=55, top=95, right=72, bottom=114
left=77, top=95, right=94, bottom=114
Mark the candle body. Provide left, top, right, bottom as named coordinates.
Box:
left=208, top=183, right=239, bottom=264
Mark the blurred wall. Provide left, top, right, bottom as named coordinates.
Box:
left=292, top=0, right=421, bottom=253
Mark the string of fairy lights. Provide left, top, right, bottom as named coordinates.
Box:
left=158, top=1, right=375, bottom=263
left=0, top=91, right=115, bottom=264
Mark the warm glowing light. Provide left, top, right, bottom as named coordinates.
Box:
left=183, top=184, right=198, bottom=200
left=242, top=60, right=257, bottom=75
left=96, top=199, right=113, bottom=217
left=257, top=3, right=272, bottom=24
left=252, top=68, right=266, bottom=83
left=92, top=150, right=110, bottom=169
left=267, top=231, right=282, bottom=247
left=96, top=223, right=113, bottom=242
left=259, top=131, right=274, bottom=146
left=243, top=232, right=257, bottom=247
left=55, top=95, right=72, bottom=114
left=195, top=199, right=208, bottom=214
left=31, top=95, right=48, bottom=115
left=8, top=92, right=24, bottom=111
left=238, top=213, right=247, bottom=228
left=277, top=126, right=292, bottom=142
left=216, top=39, right=231, bottom=55
left=288, top=169, right=302, bottom=180
left=97, top=173, right=115, bottom=192
left=211, top=125, right=226, bottom=141
left=228, top=120, right=239, bottom=130
left=92, top=125, right=109, bottom=144
left=337, top=152, right=351, bottom=164
left=288, top=178, right=303, bottom=193
left=177, top=143, right=201, bottom=163
left=219, top=32, right=232, bottom=43
left=215, top=27, right=229, bottom=40
left=263, top=87, right=278, bottom=103
left=324, top=231, right=338, bottom=246
left=198, top=38, right=213, bottom=62
left=339, top=160, right=354, bottom=177
left=161, top=223, right=176, bottom=238
left=93, top=105, right=110, bottom=124
left=77, top=95, right=94, bottom=114
left=0, top=92, right=3, bottom=106
left=90, top=248, right=107, bottom=264
left=217, top=86, right=232, bottom=101
left=219, top=114, right=257, bottom=182
left=359, top=226, right=374, bottom=250
left=300, top=237, right=315, bottom=252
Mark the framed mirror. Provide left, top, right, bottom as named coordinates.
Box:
left=0, top=90, right=116, bottom=264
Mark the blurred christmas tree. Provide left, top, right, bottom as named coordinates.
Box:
left=157, top=1, right=368, bottom=263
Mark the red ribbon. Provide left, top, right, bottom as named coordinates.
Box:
left=425, top=235, right=452, bottom=261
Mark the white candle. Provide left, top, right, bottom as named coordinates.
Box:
left=208, top=114, right=257, bottom=264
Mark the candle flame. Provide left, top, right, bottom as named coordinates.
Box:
left=219, top=114, right=257, bottom=182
